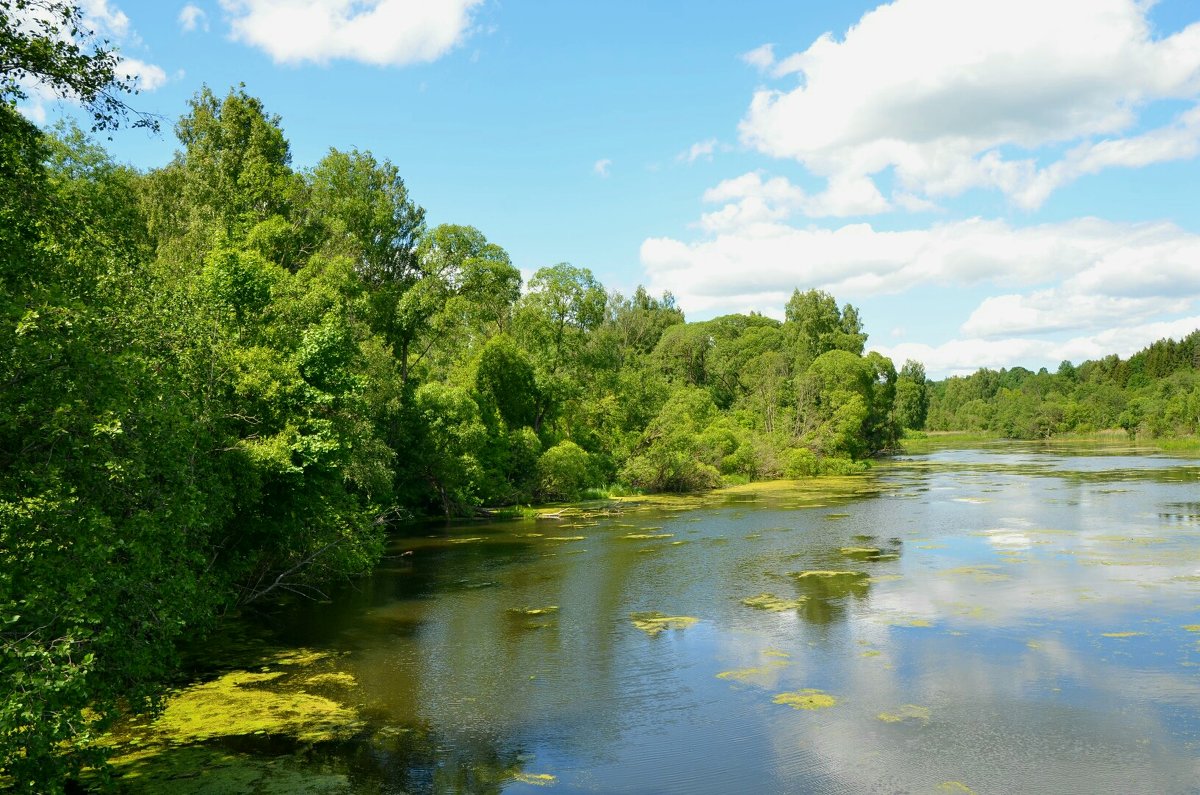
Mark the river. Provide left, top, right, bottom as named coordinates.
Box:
left=105, top=443, right=1200, bottom=794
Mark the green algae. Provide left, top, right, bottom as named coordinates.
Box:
left=304, top=672, right=357, bottom=687
left=630, top=612, right=699, bottom=637
left=512, top=772, right=557, bottom=786
left=741, top=593, right=806, bottom=611
left=838, top=546, right=882, bottom=557
left=1101, top=631, right=1145, bottom=638
left=620, top=533, right=674, bottom=540
left=876, top=704, right=930, bottom=724
left=716, top=660, right=789, bottom=683
left=938, top=783, right=976, bottom=794
left=507, top=606, right=560, bottom=616
left=1184, top=625, right=1200, bottom=632
left=544, top=535, right=586, bottom=541
left=860, top=650, right=882, bottom=658
left=772, top=689, right=837, bottom=710
left=791, top=570, right=868, bottom=580
left=939, top=565, right=1011, bottom=582
left=151, top=670, right=363, bottom=744
left=107, top=746, right=352, bottom=794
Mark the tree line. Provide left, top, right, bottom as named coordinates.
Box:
left=1, top=62, right=928, bottom=792
left=925, top=332, right=1200, bottom=440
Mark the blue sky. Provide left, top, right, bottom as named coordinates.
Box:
left=26, top=0, right=1200, bottom=377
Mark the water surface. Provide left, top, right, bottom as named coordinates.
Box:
left=109, top=444, right=1200, bottom=794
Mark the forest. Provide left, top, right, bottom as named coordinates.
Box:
left=1, top=50, right=921, bottom=791
left=926, top=332, right=1200, bottom=440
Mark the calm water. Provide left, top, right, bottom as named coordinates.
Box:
left=111, top=444, right=1200, bottom=794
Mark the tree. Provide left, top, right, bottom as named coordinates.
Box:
left=894, top=359, right=929, bottom=431
left=784, top=288, right=867, bottom=369
left=0, top=0, right=158, bottom=131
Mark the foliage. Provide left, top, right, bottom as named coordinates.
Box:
left=926, top=332, right=1200, bottom=440
left=0, top=67, right=915, bottom=785
left=0, top=0, right=158, bottom=131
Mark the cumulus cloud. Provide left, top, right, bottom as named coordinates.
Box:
left=739, top=0, right=1200, bottom=211
left=640, top=213, right=1200, bottom=356
left=699, top=170, right=890, bottom=223
left=220, top=0, right=484, bottom=66
left=117, top=57, right=168, bottom=91
left=593, top=158, right=612, bottom=177
left=178, top=3, right=209, bottom=32
left=678, top=138, right=718, bottom=164
left=740, top=42, right=775, bottom=72
left=874, top=315, right=1200, bottom=377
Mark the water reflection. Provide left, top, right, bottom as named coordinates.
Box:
left=112, top=447, right=1200, bottom=793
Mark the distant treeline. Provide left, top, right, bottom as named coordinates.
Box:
left=1, top=80, right=928, bottom=785
left=926, top=332, right=1200, bottom=439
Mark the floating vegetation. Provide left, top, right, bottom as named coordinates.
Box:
left=741, top=593, right=806, bottom=611
left=630, top=612, right=698, bottom=637
left=861, top=650, right=882, bottom=658
left=838, top=546, right=881, bottom=557
left=149, top=670, right=363, bottom=745
left=939, top=565, right=1011, bottom=583
left=825, top=513, right=850, bottom=519
left=791, top=570, right=868, bottom=580
left=544, top=536, right=586, bottom=542
left=938, top=783, right=976, bottom=794
left=952, top=497, right=990, bottom=504
left=1184, top=625, right=1200, bottom=632
left=304, top=672, right=357, bottom=687
left=512, top=772, right=557, bottom=786
left=1100, top=631, right=1145, bottom=638
left=762, top=649, right=790, bottom=659
left=620, top=533, right=674, bottom=540
left=507, top=606, right=559, bottom=617
left=876, top=704, right=930, bottom=724
left=449, top=537, right=485, bottom=544
left=716, top=661, right=789, bottom=683
left=773, top=689, right=837, bottom=710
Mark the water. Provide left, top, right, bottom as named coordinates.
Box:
left=108, top=444, right=1200, bottom=793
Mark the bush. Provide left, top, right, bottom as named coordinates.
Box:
left=536, top=440, right=592, bottom=501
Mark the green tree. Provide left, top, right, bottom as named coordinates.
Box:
left=894, top=359, right=929, bottom=430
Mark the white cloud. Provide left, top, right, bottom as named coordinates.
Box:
left=593, top=158, right=612, bottom=177
left=179, top=3, right=209, bottom=33
left=699, top=170, right=890, bottom=224
left=740, top=43, right=775, bottom=72
left=81, top=0, right=132, bottom=38
left=118, top=57, right=168, bottom=91
left=678, top=138, right=718, bottom=164
left=220, top=0, right=484, bottom=66
left=640, top=214, right=1200, bottom=325
left=874, top=316, right=1200, bottom=377
left=739, top=0, right=1200, bottom=211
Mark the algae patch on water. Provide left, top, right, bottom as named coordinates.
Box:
left=876, top=704, right=930, bottom=724
left=512, top=772, right=557, bottom=786
left=620, top=533, right=674, bottom=540
left=151, top=669, right=364, bottom=744
left=773, top=689, right=837, bottom=710
left=938, top=782, right=976, bottom=794
left=1100, top=631, right=1145, bottom=638
left=716, top=664, right=786, bottom=684
left=741, top=593, right=806, bottom=611
left=630, top=612, right=698, bottom=637
left=304, top=672, right=357, bottom=687
left=508, top=606, right=559, bottom=616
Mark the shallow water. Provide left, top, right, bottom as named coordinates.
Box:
left=108, top=445, right=1200, bottom=794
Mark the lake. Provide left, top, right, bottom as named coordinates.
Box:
left=106, top=443, right=1200, bottom=794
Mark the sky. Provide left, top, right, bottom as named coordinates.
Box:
left=23, top=0, right=1200, bottom=377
